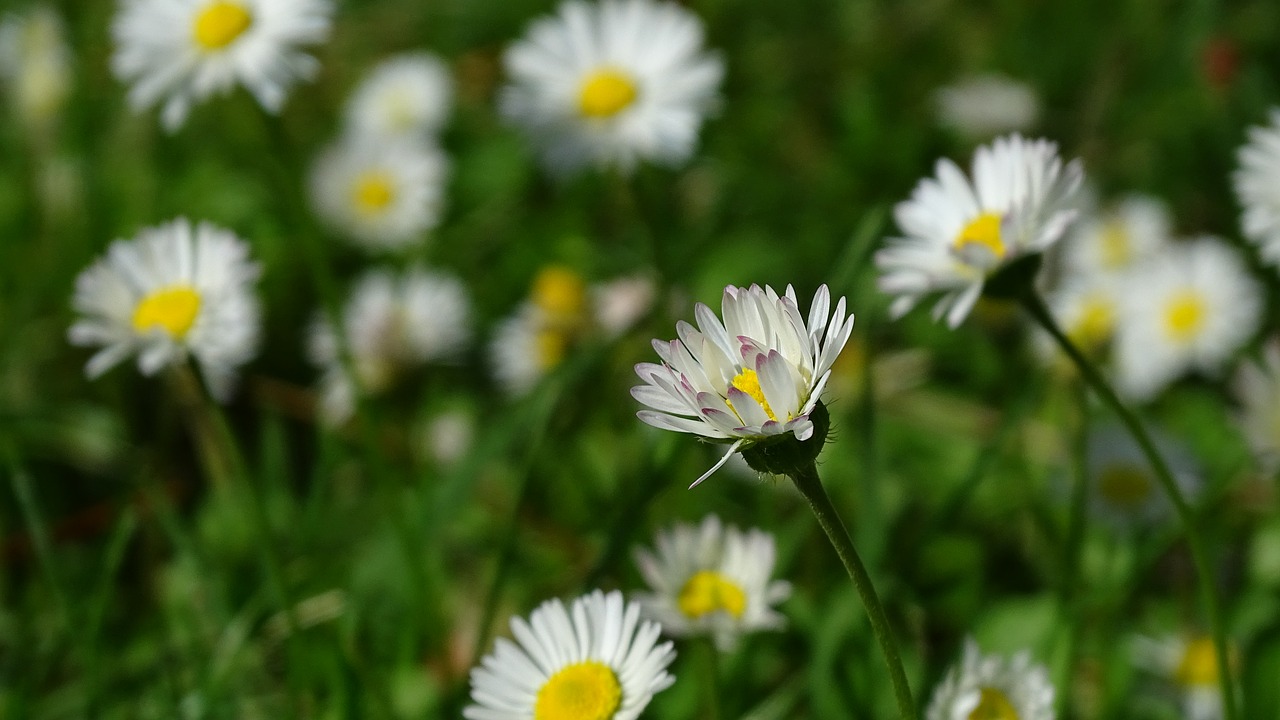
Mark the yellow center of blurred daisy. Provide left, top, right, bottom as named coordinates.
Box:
left=532, top=266, right=587, bottom=326
left=534, top=661, right=622, bottom=720
left=729, top=368, right=777, bottom=421
left=1176, top=637, right=1223, bottom=688
left=192, top=2, right=253, bottom=51
left=967, top=687, right=1019, bottom=720
left=678, top=570, right=747, bottom=619
left=953, top=212, right=1006, bottom=261
left=1100, top=219, right=1131, bottom=269
left=536, top=327, right=569, bottom=371
left=1096, top=463, right=1152, bottom=509
left=1069, top=296, right=1114, bottom=350
left=578, top=69, right=638, bottom=118
left=132, top=286, right=202, bottom=339
left=1164, top=291, right=1206, bottom=341
left=352, top=172, right=397, bottom=216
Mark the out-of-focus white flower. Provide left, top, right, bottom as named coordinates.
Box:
left=0, top=6, right=72, bottom=131
left=593, top=274, right=655, bottom=338
left=1035, top=276, right=1119, bottom=366
left=490, top=266, right=590, bottom=397
left=499, top=0, right=723, bottom=175
left=1234, top=108, right=1280, bottom=268
left=934, top=74, right=1039, bottom=140
left=111, top=0, right=332, bottom=131
left=1059, top=194, right=1173, bottom=277
left=926, top=639, right=1055, bottom=720
left=345, top=52, right=452, bottom=141
left=1133, top=633, right=1236, bottom=720
left=1083, top=424, right=1199, bottom=530
left=1232, top=340, right=1280, bottom=471
left=420, top=408, right=474, bottom=467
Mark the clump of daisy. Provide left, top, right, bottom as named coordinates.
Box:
left=0, top=5, right=72, bottom=134
left=309, top=136, right=450, bottom=252
left=934, top=74, right=1039, bottom=140
left=1233, top=340, right=1280, bottom=470
left=1233, top=109, right=1280, bottom=268
left=68, top=218, right=261, bottom=400
left=877, top=134, right=1084, bottom=327
left=1082, top=424, right=1200, bottom=531
left=464, top=589, right=676, bottom=720
left=308, top=267, right=470, bottom=424
left=632, top=515, right=790, bottom=651
left=111, top=0, right=333, bottom=131
left=499, top=0, right=724, bottom=176
left=926, top=639, right=1055, bottom=720
left=1112, top=237, right=1261, bottom=402
left=1134, top=633, right=1238, bottom=720
left=344, top=53, right=452, bottom=141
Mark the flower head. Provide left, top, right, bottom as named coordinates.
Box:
left=499, top=0, right=723, bottom=176
left=1233, top=339, right=1280, bottom=470
left=344, top=52, right=452, bottom=141
left=1233, top=108, right=1280, bottom=267
left=1134, top=633, right=1237, bottom=720
left=111, top=0, right=332, bottom=131
left=464, top=589, right=676, bottom=720
left=877, top=134, right=1084, bottom=327
left=1058, top=194, right=1173, bottom=277
left=926, top=639, right=1055, bottom=720
left=632, top=283, right=854, bottom=486
left=68, top=218, right=260, bottom=400
left=0, top=6, right=73, bottom=131
left=934, top=74, right=1039, bottom=140
left=1083, top=424, right=1200, bottom=530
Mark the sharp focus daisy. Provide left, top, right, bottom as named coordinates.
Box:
left=1233, top=339, right=1280, bottom=470
left=499, top=0, right=724, bottom=175
left=344, top=52, right=452, bottom=141
left=1058, top=194, right=1173, bottom=276
left=1112, top=238, right=1261, bottom=402
left=68, top=218, right=261, bottom=400
left=1233, top=109, right=1280, bottom=268
left=1133, top=633, right=1237, bottom=720
left=309, top=136, right=449, bottom=251
left=1083, top=424, right=1199, bottom=530
left=925, top=639, right=1055, bottom=720
left=111, top=0, right=333, bottom=131
left=0, top=6, right=73, bottom=131
left=632, top=515, right=790, bottom=651
left=934, top=73, right=1039, bottom=140
left=631, top=283, right=855, bottom=487
left=464, top=589, right=676, bottom=720
left=876, top=134, right=1084, bottom=328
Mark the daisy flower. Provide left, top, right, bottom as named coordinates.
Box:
left=1035, top=276, right=1119, bottom=366
left=464, top=589, right=676, bottom=720
left=1083, top=424, right=1200, bottom=530
left=632, top=515, right=790, bottom=651
left=0, top=6, right=72, bottom=131
left=68, top=218, right=260, bottom=400
left=1233, top=108, right=1280, bottom=267
left=876, top=134, right=1084, bottom=328
left=499, top=0, right=724, bottom=175
left=345, top=52, right=452, bottom=141
left=1112, top=238, right=1261, bottom=402
left=1058, top=194, right=1173, bottom=277
left=926, top=639, right=1055, bottom=720
left=111, top=0, right=333, bottom=131
left=1233, top=339, right=1280, bottom=469
left=631, top=283, right=855, bottom=486
left=1134, top=633, right=1236, bottom=720
left=309, top=136, right=449, bottom=252
left=490, top=266, right=590, bottom=396
left=934, top=73, right=1039, bottom=140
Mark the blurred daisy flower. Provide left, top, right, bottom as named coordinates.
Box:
left=1113, top=238, right=1261, bottom=402
left=1233, top=340, right=1280, bottom=470
left=926, top=639, right=1055, bottom=720
left=1083, top=424, right=1200, bottom=530
left=309, top=136, right=449, bottom=252
left=1035, top=276, right=1119, bottom=368
left=0, top=5, right=72, bottom=133
left=308, top=267, right=470, bottom=424
left=499, top=0, right=724, bottom=176
left=632, top=515, right=790, bottom=651
left=464, top=589, right=676, bottom=720
left=1058, top=194, right=1173, bottom=277
left=877, top=134, right=1084, bottom=328
left=1134, top=633, right=1237, bottom=720
left=111, top=0, right=332, bottom=131
left=1234, top=109, right=1280, bottom=268
left=344, top=52, right=452, bottom=141
left=68, top=218, right=261, bottom=400
left=632, top=283, right=854, bottom=486
left=934, top=73, right=1039, bottom=140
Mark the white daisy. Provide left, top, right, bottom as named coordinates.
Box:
left=1233, top=108, right=1280, bottom=267
left=631, top=283, right=855, bottom=487
left=592, top=274, right=655, bottom=339
left=499, top=0, right=724, bottom=175
left=926, top=639, right=1055, bottom=720
left=111, top=0, right=333, bottom=131
left=934, top=74, right=1039, bottom=140
left=1083, top=424, right=1200, bottom=530
left=877, top=134, right=1084, bottom=328
left=1034, top=275, right=1119, bottom=366
left=344, top=52, right=452, bottom=141
left=1058, top=194, right=1173, bottom=277
left=490, top=266, right=591, bottom=397
left=1232, top=339, right=1280, bottom=470
left=1133, top=633, right=1235, bottom=720
left=309, top=136, right=449, bottom=252
left=0, top=5, right=72, bottom=131
left=68, top=218, right=261, bottom=400
left=632, top=515, right=790, bottom=651
left=464, top=589, right=676, bottom=720
left=1113, top=238, right=1261, bottom=402
left=419, top=407, right=474, bottom=467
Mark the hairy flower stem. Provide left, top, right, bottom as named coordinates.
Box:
left=789, top=461, right=916, bottom=720
left=1021, top=290, right=1237, bottom=720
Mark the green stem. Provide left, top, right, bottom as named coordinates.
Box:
left=699, top=637, right=722, bottom=720
left=1021, top=291, right=1237, bottom=720
left=1056, top=383, right=1090, bottom=712
left=789, top=462, right=916, bottom=720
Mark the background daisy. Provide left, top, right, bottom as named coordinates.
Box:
left=934, top=73, right=1039, bottom=140
left=926, top=639, right=1055, bottom=720
left=344, top=52, right=453, bottom=141
left=1234, top=108, right=1280, bottom=267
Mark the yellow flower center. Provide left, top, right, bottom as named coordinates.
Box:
left=534, top=661, right=623, bottom=720
left=953, top=213, right=1006, bottom=264
left=352, top=172, right=397, bottom=216
left=1069, top=295, right=1114, bottom=350
left=678, top=570, right=747, bottom=620
left=536, top=327, right=569, bottom=371
left=967, top=687, right=1020, bottom=720
left=132, top=286, right=202, bottom=339
left=578, top=69, right=638, bottom=119
left=1100, top=219, right=1131, bottom=269
left=192, top=1, right=253, bottom=51
left=1176, top=637, right=1223, bottom=688
left=1096, top=462, right=1153, bottom=509
left=729, top=367, right=777, bottom=421
left=532, top=266, right=587, bottom=326
left=1164, top=291, right=1207, bottom=342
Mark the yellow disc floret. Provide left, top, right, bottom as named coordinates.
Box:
left=532, top=266, right=587, bottom=326
left=1164, top=291, right=1206, bottom=342
left=953, top=212, right=1007, bottom=262
left=133, top=286, right=202, bottom=339
left=578, top=68, right=638, bottom=118
left=352, top=171, right=397, bottom=216
left=1176, top=636, right=1223, bottom=688
left=678, top=570, right=747, bottom=620
left=1069, top=295, right=1115, bottom=351
left=1095, top=463, right=1153, bottom=510
left=728, top=367, right=777, bottom=421
left=534, top=661, right=623, bottom=720
left=1100, top=219, right=1132, bottom=269
left=967, top=687, right=1020, bottom=720
left=193, top=1, right=253, bottom=51
left=536, top=327, right=570, bottom=371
